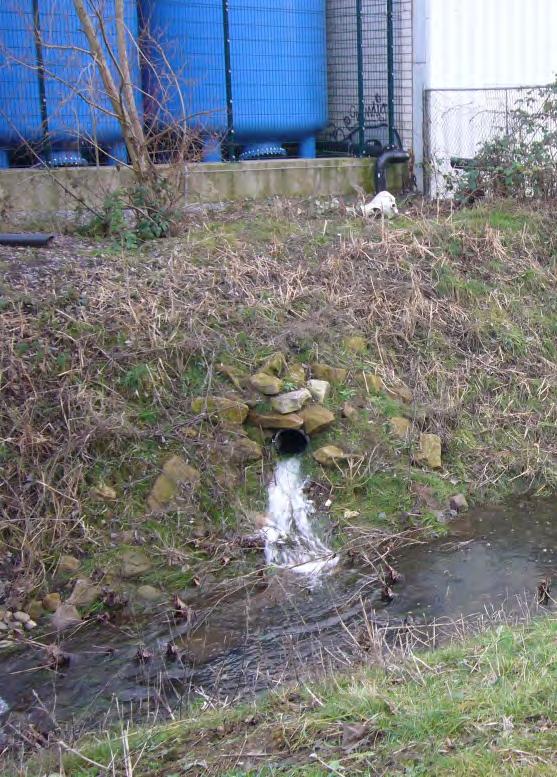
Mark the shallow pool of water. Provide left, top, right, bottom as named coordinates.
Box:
left=0, top=497, right=554, bottom=742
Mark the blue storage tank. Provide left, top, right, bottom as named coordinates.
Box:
left=139, top=0, right=327, bottom=161
left=0, top=0, right=140, bottom=167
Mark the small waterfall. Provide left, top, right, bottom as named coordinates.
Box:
left=262, top=457, right=338, bottom=576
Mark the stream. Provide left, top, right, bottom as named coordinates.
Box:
left=0, top=466, right=555, bottom=745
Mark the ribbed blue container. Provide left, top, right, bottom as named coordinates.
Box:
left=0, top=0, right=140, bottom=167
left=140, top=0, right=327, bottom=161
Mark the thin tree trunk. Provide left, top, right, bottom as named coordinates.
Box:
left=71, top=0, right=149, bottom=178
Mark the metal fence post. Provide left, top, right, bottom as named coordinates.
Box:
left=221, top=0, right=234, bottom=160
left=356, top=0, right=365, bottom=156
left=387, top=0, right=395, bottom=146
left=32, top=0, right=51, bottom=161
left=422, top=88, right=431, bottom=197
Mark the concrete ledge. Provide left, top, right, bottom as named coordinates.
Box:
left=0, top=157, right=407, bottom=229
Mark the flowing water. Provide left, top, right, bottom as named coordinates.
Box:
left=263, top=457, right=338, bottom=575
left=0, top=466, right=555, bottom=745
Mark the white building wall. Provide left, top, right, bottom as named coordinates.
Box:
left=414, top=0, right=557, bottom=191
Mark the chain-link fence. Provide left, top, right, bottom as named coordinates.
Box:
left=423, top=85, right=555, bottom=197
left=0, top=0, right=412, bottom=168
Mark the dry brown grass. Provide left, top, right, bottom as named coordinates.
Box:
left=0, top=197, right=555, bottom=597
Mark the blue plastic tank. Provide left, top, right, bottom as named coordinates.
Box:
left=0, top=0, right=140, bottom=167
left=139, top=0, right=327, bottom=161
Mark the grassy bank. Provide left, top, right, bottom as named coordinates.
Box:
left=1, top=197, right=556, bottom=605
left=21, top=615, right=557, bottom=776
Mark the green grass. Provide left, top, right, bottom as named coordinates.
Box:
left=22, top=616, right=557, bottom=777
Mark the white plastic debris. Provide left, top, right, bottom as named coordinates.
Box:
left=361, top=190, right=399, bottom=219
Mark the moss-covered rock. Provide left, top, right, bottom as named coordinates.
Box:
left=414, top=433, right=442, bottom=469
left=119, top=549, right=152, bottom=579
left=260, top=351, right=286, bottom=375
left=313, top=445, right=349, bottom=466
left=355, top=371, right=384, bottom=394
left=248, top=411, right=304, bottom=429
left=310, top=363, right=347, bottom=383
left=249, top=372, right=283, bottom=395
left=389, top=416, right=412, bottom=439
left=300, top=405, right=335, bottom=435
left=230, top=437, right=263, bottom=463
left=148, top=455, right=200, bottom=512
left=284, top=362, right=306, bottom=386
left=43, top=592, right=61, bottom=613
left=191, top=396, right=249, bottom=425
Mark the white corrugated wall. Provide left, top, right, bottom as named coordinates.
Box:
left=414, top=0, right=557, bottom=191
left=425, top=0, right=557, bottom=89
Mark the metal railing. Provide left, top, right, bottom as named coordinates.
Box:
left=0, top=0, right=412, bottom=168
left=319, top=0, right=413, bottom=158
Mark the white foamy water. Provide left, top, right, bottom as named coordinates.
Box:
left=0, top=696, right=8, bottom=715
left=262, top=457, right=338, bottom=576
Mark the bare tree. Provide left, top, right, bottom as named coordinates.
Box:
left=0, top=0, right=207, bottom=237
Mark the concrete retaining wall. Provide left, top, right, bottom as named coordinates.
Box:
left=0, top=157, right=407, bottom=229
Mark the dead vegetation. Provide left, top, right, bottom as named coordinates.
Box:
left=0, top=197, right=556, bottom=599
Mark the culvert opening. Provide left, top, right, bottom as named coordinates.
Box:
left=274, top=429, right=310, bottom=456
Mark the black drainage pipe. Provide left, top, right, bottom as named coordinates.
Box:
left=0, top=233, right=54, bottom=247
left=374, top=147, right=410, bottom=194
left=274, top=429, right=310, bottom=456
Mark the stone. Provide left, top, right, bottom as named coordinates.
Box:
left=248, top=411, right=304, bottom=430
left=414, top=433, right=442, bottom=469
left=449, top=493, right=469, bottom=513
left=58, top=555, right=80, bottom=573
left=299, top=405, right=335, bottom=435
left=24, top=620, right=37, bottom=630
left=148, top=455, right=200, bottom=512
left=343, top=335, right=368, bottom=353
left=217, top=363, right=246, bottom=390
left=13, top=611, right=30, bottom=623
left=284, top=363, right=306, bottom=387
left=191, top=396, right=249, bottom=425
left=163, top=455, right=199, bottom=485
left=91, top=483, right=117, bottom=500
left=260, top=352, right=286, bottom=376
left=271, top=388, right=312, bottom=414
left=311, top=363, right=347, bottom=383
left=136, top=585, right=162, bottom=602
left=26, top=600, right=44, bottom=621
left=249, top=372, right=283, bottom=395
left=0, top=622, right=7, bottom=632
left=51, top=604, right=82, bottom=630
left=389, top=416, right=411, bottom=439
left=43, top=592, right=61, bottom=613
left=355, top=371, right=384, bottom=394
left=306, top=379, right=330, bottom=403
left=387, top=383, right=413, bottom=404
left=231, top=437, right=263, bottom=463
left=342, top=402, right=358, bottom=420
left=343, top=509, right=360, bottom=520
left=67, top=578, right=101, bottom=608
left=119, top=549, right=152, bottom=579
left=313, top=445, right=349, bottom=466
